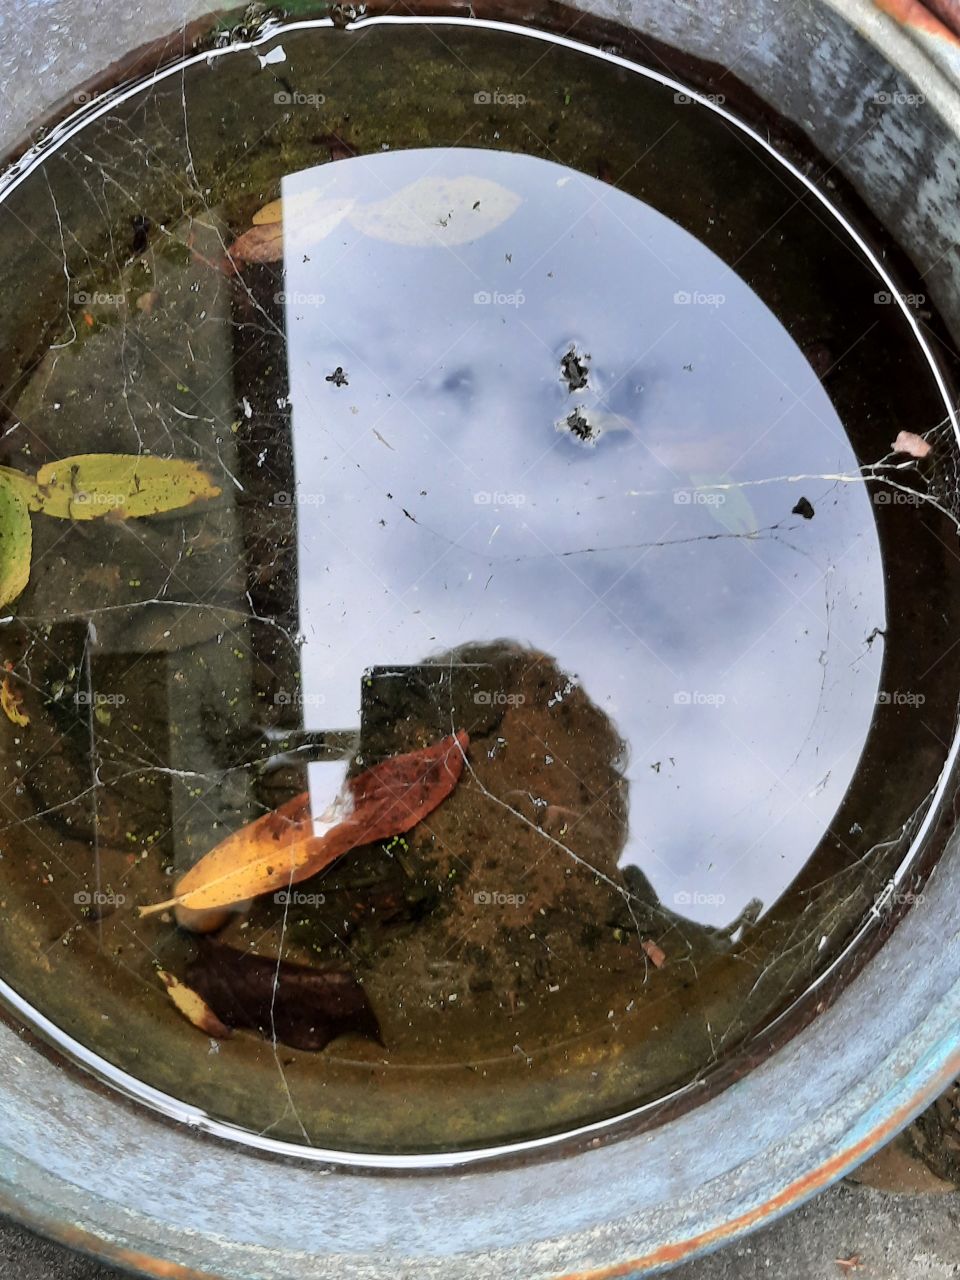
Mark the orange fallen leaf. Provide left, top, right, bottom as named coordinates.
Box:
left=641, top=938, right=666, bottom=968
left=0, top=675, right=28, bottom=727
left=140, top=731, right=469, bottom=927
left=891, top=430, right=931, bottom=458
left=227, top=222, right=285, bottom=263
left=158, top=968, right=231, bottom=1037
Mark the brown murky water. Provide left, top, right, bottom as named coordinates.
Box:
left=0, top=15, right=957, bottom=1155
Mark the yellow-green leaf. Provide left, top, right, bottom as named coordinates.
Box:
left=0, top=475, right=33, bottom=609
left=34, top=454, right=221, bottom=521
left=0, top=466, right=43, bottom=512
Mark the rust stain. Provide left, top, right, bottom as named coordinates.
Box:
left=0, top=1194, right=218, bottom=1280
left=874, top=0, right=960, bottom=45
left=558, top=1047, right=960, bottom=1279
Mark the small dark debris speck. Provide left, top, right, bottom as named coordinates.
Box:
left=325, top=367, right=349, bottom=387
left=792, top=496, right=815, bottom=520
left=131, top=214, right=150, bottom=254
left=561, top=347, right=590, bottom=392
left=565, top=408, right=595, bottom=442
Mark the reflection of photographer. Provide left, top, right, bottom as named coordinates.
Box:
left=358, top=641, right=748, bottom=1029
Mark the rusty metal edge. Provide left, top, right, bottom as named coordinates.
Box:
left=553, top=1049, right=960, bottom=1279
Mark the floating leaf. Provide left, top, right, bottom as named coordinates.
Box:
left=158, top=968, right=231, bottom=1038
left=159, top=789, right=314, bottom=932
left=641, top=938, right=666, bottom=969
left=350, top=176, right=521, bottom=247
left=0, top=675, right=28, bottom=727
left=891, top=430, right=931, bottom=459
left=186, top=941, right=381, bottom=1051
left=140, top=731, right=469, bottom=925
left=0, top=476, right=33, bottom=610
left=34, top=454, right=221, bottom=521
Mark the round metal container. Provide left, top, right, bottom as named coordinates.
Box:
left=0, top=0, right=959, bottom=1274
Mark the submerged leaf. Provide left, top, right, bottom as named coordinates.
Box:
left=0, top=476, right=33, bottom=610
left=350, top=176, right=522, bottom=247
left=230, top=196, right=355, bottom=262
left=34, top=454, right=221, bottom=520
left=0, top=676, right=28, bottom=727
left=227, top=221, right=285, bottom=263
left=158, top=968, right=231, bottom=1037
left=0, top=466, right=43, bottom=511
left=230, top=180, right=519, bottom=261
left=186, top=941, right=381, bottom=1051
left=140, top=731, right=469, bottom=924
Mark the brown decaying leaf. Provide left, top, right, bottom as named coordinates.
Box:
left=227, top=221, right=285, bottom=263
left=185, top=940, right=381, bottom=1051
left=140, top=731, right=469, bottom=925
left=158, top=968, right=231, bottom=1038
left=0, top=675, right=28, bottom=727
left=641, top=938, right=667, bottom=968
left=135, top=289, right=162, bottom=316
left=891, top=430, right=931, bottom=459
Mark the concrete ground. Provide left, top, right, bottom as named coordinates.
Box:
left=1, top=1175, right=957, bottom=1279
